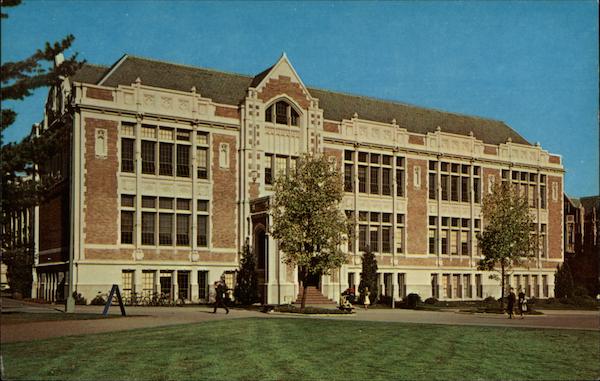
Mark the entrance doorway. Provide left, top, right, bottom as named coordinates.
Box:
left=300, top=268, right=321, bottom=289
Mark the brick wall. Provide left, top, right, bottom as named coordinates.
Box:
left=257, top=76, right=311, bottom=109
left=482, top=167, right=501, bottom=195
left=406, top=158, right=428, bottom=254
left=548, top=176, right=563, bottom=259
left=84, top=117, right=119, bottom=245
left=396, top=257, right=437, bottom=266
left=39, top=191, right=69, bottom=254
left=483, top=145, right=498, bottom=155
left=212, top=133, right=237, bottom=248
left=215, top=105, right=240, bottom=119
left=408, top=134, right=425, bottom=145
left=86, top=88, right=113, bottom=101
left=323, top=121, right=340, bottom=133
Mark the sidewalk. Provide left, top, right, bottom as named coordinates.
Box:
left=2, top=298, right=598, bottom=343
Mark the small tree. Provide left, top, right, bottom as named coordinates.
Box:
left=477, top=182, right=538, bottom=309
left=234, top=242, right=260, bottom=305
left=358, top=246, right=378, bottom=304
left=271, top=153, right=348, bottom=310
left=554, top=262, right=574, bottom=298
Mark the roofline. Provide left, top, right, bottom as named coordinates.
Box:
left=98, top=53, right=130, bottom=86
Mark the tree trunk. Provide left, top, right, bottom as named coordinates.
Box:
left=500, top=263, right=505, bottom=310
left=300, top=268, right=308, bottom=310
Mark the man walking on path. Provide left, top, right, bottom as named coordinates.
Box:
left=213, top=280, right=229, bottom=314
left=507, top=288, right=516, bottom=319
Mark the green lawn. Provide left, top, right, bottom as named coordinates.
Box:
left=2, top=318, right=598, bottom=380
left=1, top=312, right=122, bottom=325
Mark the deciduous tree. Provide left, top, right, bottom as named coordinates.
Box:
left=477, top=182, right=538, bottom=309
left=270, top=153, right=347, bottom=309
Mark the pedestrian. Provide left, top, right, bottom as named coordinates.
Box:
left=363, top=287, right=371, bottom=310
left=507, top=287, right=516, bottom=319
left=518, top=289, right=527, bottom=319
left=213, top=280, right=229, bottom=314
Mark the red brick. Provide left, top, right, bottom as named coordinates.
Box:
left=86, top=88, right=113, bottom=101
left=215, top=105, right=240, bottom=119
left=548, top=176, right=563, bottom=259
left=484, top=145, right=498, bottom=155
left=408, top=134, right=425, bottom=145
left=84, top=118, right=119, bottom=245
left=323, top=121, right=340, bottom=133
left=212, top=133, right=237, bottom=248
left=406, top=158, right=427, bottom=254
left=258, top=76, right=310, bottom=109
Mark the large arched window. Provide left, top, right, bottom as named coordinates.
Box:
left=265, top=100, right=300, bottom=126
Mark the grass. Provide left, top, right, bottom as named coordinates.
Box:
left=0, top=312, right=122, bottom=325
left=2, top=318, right=599, bottom=381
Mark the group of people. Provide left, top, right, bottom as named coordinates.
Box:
left=340, top=286, right=371, bottom=310
left=506, top=287, right=528, bottom=319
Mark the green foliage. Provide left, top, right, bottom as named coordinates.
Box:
left=270, top=153, right=348, bottom=309
left=234, top=243, right=260, bottom=305
left=554, top=262, right=575, bottom=298
left=1, top=1, right=83, bottom=296
left=358, top=245, right=378, bottom=304
left=424, top=297, right=437, bottom=305
left=403, top=293, right=421, bottom=309
left=477, top=182, right=538, bottom=305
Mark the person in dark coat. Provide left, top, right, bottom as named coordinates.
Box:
left=213, top=281, right=229, bottom=314
left=507, top=288, right=516, bottom=319
left=518, top=289, right=526, bottom=319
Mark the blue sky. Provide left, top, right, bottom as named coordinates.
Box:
left=2, top=0, right=598, bottom=197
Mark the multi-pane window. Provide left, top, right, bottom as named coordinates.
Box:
left=120, top=194, right=135, bottom=244
left=122, top=270, right=134, bottom=300
left=159, top=213, right=173, bottom=245
left=197, top=200, right=209, bottom=247
left=142, top=271, right=155, bottom=297
left=197, top=132, right=209, bottom=179
left=159, top=143, right=173, bottom=176
left=177, top=145, right=190, bottom=177
left=141, top=140, right=156, bottom=174
left=433, top=161, right=479, bottom=203
left=265, top=100, right=300, bottom=126
left=475, top=274, right=483, bottom=298
left=264, top=154, right=297, bottom=185
left=176, top=204, right=191, bottom=246
left=396, top=157, right=405, bottom=197
left=431, top=274, right=439, bottom=298
left=357, top=211, right=393, bottom=253
left=198, top=271, right=209, bottom=300
left=396, top=214, right=405, bottom=254
left=431, top=216, right=477, bottom=256
left=121, top=138, right=135, bottom=173
left=540, top=224, right=547, bottom=257
left=345, top=150, right=399, bottom=196
left=503, top=170, right=544, bottom=209
left=141, top=212, right=155, bottom=245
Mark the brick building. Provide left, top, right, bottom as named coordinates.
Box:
left=34, top=54, right=564, bottom=304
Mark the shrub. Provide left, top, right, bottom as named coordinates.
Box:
left=274, top=305, right=352, bottom=314
left=483, top=296, right=497, bottom=303
left=424, top=297, right=438, bottom=305
left=403, top=293, right=421, bottom=309
left=72, top=292, right=87, bottom=305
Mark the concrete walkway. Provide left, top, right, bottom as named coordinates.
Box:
left=2, top=298, right=598, bottom=343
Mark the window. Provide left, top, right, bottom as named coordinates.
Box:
left=381, top=226, right=391, bottom=253
left=370, top=167, right=379, bottom=194
left=464, top=274, right=472, bottom=298
left=429, top=172, right=436, bottom=200
left=358, top=166, right=367, bottom=193
left=141, top=212, right=155, bottom=245
left=264, top=154, right=273, bottom=185
left=159, top=213, right=173, bottom=245
left=540, top=224, right=547, bottom=257
left=121, top=211, right=134, bottom=244
left=141, top=141, right=156, bottom=174
left=431, top=274, right=439, bottom=298
left=197, top=199, right=209, bottom=247
left=121, top=138, right=135, bottom=173
left=264, top=154, right=296, bottom=184
left=198, top=271, right=209, bottom=300
left=176, top=214, right=190, bottom=246
left=197, top=135, right=209, bottom=179
left=475, top=274, right=482, bottom=298
left=159, top=143, right=173, bottom=176
left=122, top=270, right=134, bottom=300
left=121, top=194, right=135, bottom=208
left=142, top=271, right=155, bottom=297
left=398, top=273, right=406, bottom=298
left=396, top=214, right=405, bottom=254
left=396, top=157, right=405, bottom=197
left=344, top=163, right=353, bottom=192
left=197, top=215, right=208, bottom=247
left=178, top=271, right=190, bottom=300
left=177, top=145, right=190, bottom=177
left=265, top=100, right=300, bottom=126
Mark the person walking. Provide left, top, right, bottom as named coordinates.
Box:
left=518, top=289, right=527, bottom=319
left=363, top=287, right=371, bottom=310
left=213, top=280, right=229, bottom=314
left=507, top=287, right=516, bottom=319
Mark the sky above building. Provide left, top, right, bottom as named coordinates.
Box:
left=2, top=0, right=598, bottom=197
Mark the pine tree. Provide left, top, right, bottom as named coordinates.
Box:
left=358, top=246, right=378, bottom=305
left=554, top=262, right=575, bottom=298
left=1, top=0, right=83, bottom=296
left=234, top=242, right=260, bottom=305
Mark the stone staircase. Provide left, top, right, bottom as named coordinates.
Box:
left=294, top=286, right=336, bottom=306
